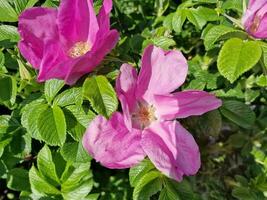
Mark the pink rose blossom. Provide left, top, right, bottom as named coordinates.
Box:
left=242, top=0, right=267, bottom=38
left=18, top=0, right=119, bottom=85
left=83, top=45, right=222, bottom=181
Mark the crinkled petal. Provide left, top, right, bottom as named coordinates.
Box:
left=136, top=45, right=188, bottom=102
left=153, top=90, right=222, bottom=120
left=58, top=0, right=99, bottom=48
left=141, top=121, right=200, bottom=181
left=18, top=7, right=58, bottom=68
left=64, top=29, right=119, bottom=85
left=83, top=113, right=145, bottom=169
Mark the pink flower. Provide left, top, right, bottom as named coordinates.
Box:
left=18, top=0, right=119, bottom=85
left=83, top=45, right=222, bottom=181
left=242, top=0, right=267, bottom=38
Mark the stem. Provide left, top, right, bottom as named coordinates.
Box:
left=222, top=13, right=243, bottom=29
left=259, top=58, right=267, bottom=75
left=243, top=0, right=247, bottom=14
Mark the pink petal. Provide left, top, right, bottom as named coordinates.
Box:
left=97, top=0, right=113, bottom=38
left=141, top=121, right=201, bottom=181
left=64, top=30, right=119, bottom=85
left=83, top=113, right=145, bottom=169
left=18, top=7, right=58, bottom=69
left=116, top=64, right=138, bottom=129
left=37, top=40, right=70, bottom=82
left=153, top=90, right=222, bottom=120
left=136, top=45, right=188, bottom=102
left=58, top=0, right=99, bottom=48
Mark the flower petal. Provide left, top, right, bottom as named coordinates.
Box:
left=83, top=113, right=145, bottom=169
left=18, top=7, right=58, bottom=69
left=37, top=40, right=70, bottom=82
left=116, top=64, right=138, bottom=129
left=153, top=90, right=222, bottom=120
left=58, top=0, right=99, bottom=48
left=64, top=30, right=119, bottom=85
left=136, top=45, right=188, bottom=101
left=141, top=121, right=200, bottom=181
left=97, top=0, right=112, bottom=38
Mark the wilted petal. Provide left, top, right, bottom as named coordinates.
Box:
left=136, top=45, right=188, bottom=101
left=18, top=7, right=58, bottom=68
left=83, top=113, right=145, bottom=169
left=141, top=121, right=200, bottom=181
left=141, top=121, right=201, bottom=181
left=58, top=0, right=99, bottom=47
left=154, top=90, right=222, bottom=120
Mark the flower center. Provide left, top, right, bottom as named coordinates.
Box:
left=132, top=103, right=157, bottom=129
left=250, top=15, right=261, bottom=33
left=68, top=42, right=91, bottom=58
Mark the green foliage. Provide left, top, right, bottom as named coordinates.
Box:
left=0, top=0, right=267, bottom=199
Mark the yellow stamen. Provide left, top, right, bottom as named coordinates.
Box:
left=68, top=42, right=91, bottom=58
left=132, top=104, right=157, bottom=129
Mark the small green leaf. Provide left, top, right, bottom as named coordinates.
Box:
left=203, top=25, right=246, bottom=50
left=29, top=166, right=60, bottom=195
left=129, top=159, right=155, bottom=187
left=37, top=106, right=66, bottom=146
left=7, top=168, right=30, bottom=191
left=218, top=38, right=262, bottom=83
left=172, top=9, right=187, bottom=33
left=256, top=75, right=267, bottom=87
left=0, top=1, right=18, bottom=22
left=0, top=75, right=17, bottom=104
left=37, top=145, right=60, bottom=185
left=60, top=142, right=91, bottom=164
left=0, top=25, right=19, bottom=42
left=53, top=87, right=83, bottom=107
left=44, top=79, right=65, bottom=104
left=133, top=170, right=162, bottom=200
left=83, top=75, right=118, bottom=117
left=220, top=100, right=256, bottom=129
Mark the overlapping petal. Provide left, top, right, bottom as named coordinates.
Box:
left=136, top=45, right=188, bottom=101
left=83, top=113, right=145, bottom=169
left=18, top=8, right=58, bottom=68
left=58, top=0, right=99, bottom=48
left=153, top=90, right=222, bottom=120
left=141, top=121, right=200, bottom=181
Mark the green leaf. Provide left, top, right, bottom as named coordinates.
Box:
left=61, top=163, right=93, bottom=200
left=21, top=101, right=48, bottom=140
left=29, top=166, right=60, bottom=196
left=203, top=25, right=246, bottom=51
left=37, top=106, right=66, bottom=146
left=129, top=159, right=155, bottom=187
left=0, top=1, right=18, bottom=22
left=53, top=87, right=83, bottom=107
left=37, top=145, right=60, bottom=185
left=155, top=0, right=169, bottom=16
left=186, top=9, right=207, bottom=29
left=195, top=7, right=219, bottom=22
left=83, top=75, right=118, bottom=117
left=60, top=142, right=91, bottom=164
left=13, top=0, right=38, bottom=14
left=152, top=36, right=176, bottom=49
left=0, top=115, right=19, bottom=136
left=256, top=75, right=267, bottom=87
left=0, top=25, right=19, bottom=42
left=7, top=168, right=30, bottom=191
left=172, top=9, right=187, bottom=33
left=133, top=170, right=163, bottom=200
left=232, top=187, right=256, bottom=200
left=0, top=75, right=17, bottom=104
left=220, top=100, right=256, bottom=129
left=44, top=79, right=65, bottom=104
left=218, top=38, right=262, bottom=83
